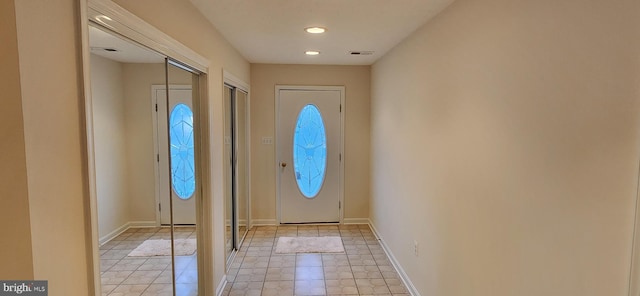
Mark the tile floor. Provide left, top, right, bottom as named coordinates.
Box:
left=223, top=224, right=410, bottom=296
left=100, top=224, right=409, bottom=296
left=99, top=226, right=197, bottom=296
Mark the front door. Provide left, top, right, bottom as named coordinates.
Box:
left=154, top=86, right=196, bottom=225
left=277, top=87, right=343, bottom=223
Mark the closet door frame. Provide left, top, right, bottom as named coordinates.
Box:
left=223, top=71, right=251, bottom=269
left=80, top=0, right=211, bottom=295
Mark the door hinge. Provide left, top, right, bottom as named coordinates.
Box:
left=340, top=104, right=342, bottom=112
left=339, top=153, right=342, bottom=161
left=157, top=154, right=160, bottom=162
left=339, top=201, right=341, bottom=209
left=158, top=203, right=161, bottom=212
left=155, top=104, right=158, bottom=112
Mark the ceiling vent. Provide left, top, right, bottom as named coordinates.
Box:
left=349, top=51, right=374, bottom=56
left=90, top=47, right=118, bottom=52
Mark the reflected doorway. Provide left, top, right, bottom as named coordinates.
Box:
left=224, top=83, right=250, bottom=267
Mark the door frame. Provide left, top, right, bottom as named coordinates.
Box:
left=151, top=84, right=194, bottom=226
left=275, top=85, right=345, bottom=224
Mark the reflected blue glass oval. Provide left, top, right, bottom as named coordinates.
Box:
left=169, top=103, right=195, bottom=199
left=293, top=104, right=327, bottom=198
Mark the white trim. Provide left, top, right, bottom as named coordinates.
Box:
left=369, top=221, right=420, bottom=296
left=274, top=85, right=346, bottom=224
left=98, top=221, right=159, bottom=245
left=99, top=224, right=128, bottom=246
left=223, top=69, right=250, bottom=92
left=128, top=221, right=157, bottom=228
left=79, top=1, right=102, bottom=295
left=87, top=0, right=209, bottom=73
left=251, top=219, right=278, bottom=226
left=216, top=275, right=228, bottom=296
left=343, top=218, right=370, bottom=224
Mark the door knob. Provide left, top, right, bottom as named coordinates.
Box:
left=281, top=162, right=287, bottom=168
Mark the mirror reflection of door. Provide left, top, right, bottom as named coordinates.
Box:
left=89, top=22, right=201, bottom=296
left=154, top=85, right=196, bottom=225
left=224, top=83, right=250, bottom=266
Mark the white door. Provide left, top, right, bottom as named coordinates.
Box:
left=278, top=88, right=343, bottom=223
left=154, top=86, right=196, bottom=225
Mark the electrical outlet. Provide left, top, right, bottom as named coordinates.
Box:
left=262, top=137, right=273, bottom=145
left=413, top=240, right=419, bottom=256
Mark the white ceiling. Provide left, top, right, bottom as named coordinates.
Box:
left=190, top=0, right=455, bottom=65
left=89, top=25, right=165, bottom=64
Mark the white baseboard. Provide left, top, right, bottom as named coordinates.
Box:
left=251, top=219, right=277, bottom=226
left=128, top=220, right=157, bottom=228
left=99, top=223, right=129, bottom=246
left=99, top=221, right=157, bottom=246
left=216, top=275, right=227, bottom=296
left=343, top=218, right=370, bottom=224
left=369, top=221, right=420, bottom=296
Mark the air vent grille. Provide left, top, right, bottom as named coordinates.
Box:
left=349, top=51, right=374, bottom=56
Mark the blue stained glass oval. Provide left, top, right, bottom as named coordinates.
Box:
left=293, top=104, right=327, bottom=198
left=169, top=103, right=195, bottom=200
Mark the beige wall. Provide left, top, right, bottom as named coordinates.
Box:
left=91, top=54, right=130, bottom=239
left=0, top=0, right=33, bottom=280
left=14, top=0, right=92, bottom=294
left=250, top=64, right=371, bottom=221
left=113, top=0, right=250, bottom=288
left=122, top=63, right=191, bottom=223
left=370, top=0, right=640, bottom=295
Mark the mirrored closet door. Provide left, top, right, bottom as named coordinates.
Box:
left=224, top=84, right=250, bottom=267
left=89, top=22, right=201, bottom=296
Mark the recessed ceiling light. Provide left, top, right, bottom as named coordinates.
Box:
left=305, top=50, right=320, bottom=56
left=305, top=27, right=326, bottom=34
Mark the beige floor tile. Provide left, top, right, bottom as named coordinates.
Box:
left=236, top=268, right=267, bottom=282
left=326, top=279, right=359, bottom=295
left=295, top=266, right=324, bottom=280
left=152, top=270, right=173, bottom=284
left=351, top=265, right=383, bottom=279
left=296, top=254, right=323, bottom=267
left=109, top=259, right=147, bottom=271
left=322, top=254, right=350, bottom=266
left=101, top=270, right=134, bottom=285
left=262, top=280, right=294, bottom=296
left=229, top=281, right=263, bottom=296
left=266, top=267, right=295, bottom=281
left=109, top=284, right=149, bottom=296
left=121, top=270, right=162, bottom=285
left=269, top=255, right=297, bottom=267
left=384, top=279, right=408, bottom=294
left=102, top=284, right=117, bottom=294
left=241, top=256, right=270, bottom=268
left=141, top=283, right=172, bottom=296
left=323, top=265, right=354, bottom=280
left=355, top=278, right=391, bottom=295
left=294, top=279, right=325, bottom=295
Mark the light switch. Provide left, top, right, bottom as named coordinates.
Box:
left=262, top=137, right=273, bottom=145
